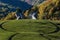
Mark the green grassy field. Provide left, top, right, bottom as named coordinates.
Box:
left=0, top=20, right=60, bottom=40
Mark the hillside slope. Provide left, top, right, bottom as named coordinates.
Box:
left=37, top=0, right=60, bottom=20
left=24, top=0, right=60, bottom=20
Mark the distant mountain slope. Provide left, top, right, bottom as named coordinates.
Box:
left=0, top=0, right=45, bottom=11
left=0, top=0, right=32, bottom=11
left=0, top=2, right=25, bottom=20
left=24, top=0, right=45, bottom=5
left=0, top=2, right=17, bottom=18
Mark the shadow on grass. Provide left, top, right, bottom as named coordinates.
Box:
left=35, top=21, right=60, bottom=34
left=40, top=33, right=51, bottom=40
left=35, top=22, right=60, bottom=40
left=48, top=22, right=60, bottom=34
left=8, top=33, right=19, bottom=40
left=0, top=21, right=8, bottom=30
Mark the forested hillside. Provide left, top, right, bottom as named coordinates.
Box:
left=24, top=0, right=60, bottom=20
left=0, top=0, right=60, bottom=20
left=37, top=0, right=60, bottom=20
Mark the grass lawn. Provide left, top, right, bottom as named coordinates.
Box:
left=0, top=19, right=60, bottom=40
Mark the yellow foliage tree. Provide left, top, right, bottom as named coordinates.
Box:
left=37, top=0, right=52, bottom=19
left=4, top=12, right=16, bottom=20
